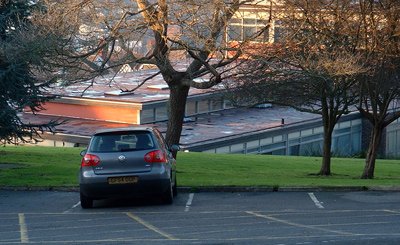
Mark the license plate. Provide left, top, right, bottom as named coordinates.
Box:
left=108, top=176, right=138, bottom=185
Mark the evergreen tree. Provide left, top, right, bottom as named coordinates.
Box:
left=0, top=0, right=55, bottom=144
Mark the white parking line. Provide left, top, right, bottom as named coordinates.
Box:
left=63, top=201, right=81, bottom=214
left=185, top=193, right=194, bottom=212
left=308, top=192, right=324, bottom=209
left=18, top=213, right=29, bottom=243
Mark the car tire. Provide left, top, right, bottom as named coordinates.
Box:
left=80, top=192, right=93, bottom=209
left=173, top=177, right=178, bottom=197
left=163, top=179, right=173, bottom=204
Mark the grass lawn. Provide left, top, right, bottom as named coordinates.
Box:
left=0, top=146, right=399, bottom=188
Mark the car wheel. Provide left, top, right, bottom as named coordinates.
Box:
left=163, top=179, right=173, bottom=204
left=173, top=177, right=178, bottom=197
left=80, top=192, right=93, bottom=209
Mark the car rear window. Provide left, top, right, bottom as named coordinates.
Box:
left=88, top=131, right=155, bottom=152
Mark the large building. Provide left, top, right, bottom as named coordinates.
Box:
left=20, top=65, right=400, bottom=159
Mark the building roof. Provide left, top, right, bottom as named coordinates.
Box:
left=20, top=105, right=319, bottom=148
left=50, top=66, right=217, bottom=105
left=23, top=63, right=320, bottom=149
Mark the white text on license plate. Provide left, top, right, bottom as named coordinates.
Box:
left=108, top=176, right=138, bottom=185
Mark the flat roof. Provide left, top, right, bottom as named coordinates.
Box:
left=20, top=105, right=319, bottom=147
left=50, top=67, right=218, bottom=104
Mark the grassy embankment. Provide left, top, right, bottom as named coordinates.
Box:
left=0, top=146, right=399, bottom=188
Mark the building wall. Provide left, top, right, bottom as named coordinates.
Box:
left=386, top=119, right=400, bottom=158
left=36, top=102, right=141, bottom=124
left=140, top=94, right=233, bottom=124
left=194, top=114, right=364, bottom=157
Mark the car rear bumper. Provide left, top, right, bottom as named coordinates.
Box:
left=79, top=168, right=171, bottom=199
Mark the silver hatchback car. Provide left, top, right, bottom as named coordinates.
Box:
left=79, top=127, right=178, bottom=208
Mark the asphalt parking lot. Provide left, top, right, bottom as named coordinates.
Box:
left=0, top=190, right=399, bottom=244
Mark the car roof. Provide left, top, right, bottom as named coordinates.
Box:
left=93, top=127, right=155, bottom=135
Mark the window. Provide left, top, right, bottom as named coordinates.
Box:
left=156, top=106, right=168, bottom=121
left=211, top=98, right=223, bottom=111
left=228, top=16, right=270, bottom=43
left=198, top=100, right=209, bottom=113
left=273, top=20, right=286, bottom=43
left=89, top=131, right=155, bottom=153
left=246, top=140, right=260, bottom=153
left=231, top=143, right=244, bottom=153
left=228, top=23, right=242, bottom=41
left=216, top=146, right=230, bottom=153
left=185, top=101, right=197, bottom=116
left=141, top=108, right=155, bottom=123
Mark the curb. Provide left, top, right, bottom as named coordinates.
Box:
left=1, top=186, right=400, bottom=192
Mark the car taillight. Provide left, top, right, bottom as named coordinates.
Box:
left=81, top=154, right=100, bottom=167
left=144, top=150, right=167, bottom=163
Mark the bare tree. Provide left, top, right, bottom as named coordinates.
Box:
left=37, top=0, right=270, bottom=156
left=357, top=0, right=400, bottom=179
left=232, top=0, right=366, bottom=175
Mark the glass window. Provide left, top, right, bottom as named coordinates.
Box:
left=273, top=20, right=286, bottom=43
left=228, top=17, right=269, bottom=43
left=334, top=134, right=351, bottom=156
left=255, top=26, right=269, bottom=42
left=216, top=146, right=230, bottom=153
left=301, top=134, right=322, bottom=143
left=273, top=135, right=283, bottom=143
left=289, top=145, right=300, bottom=155
left=89, top=131, right=155, bottom=153
left=301, top=129, right=313, bottom=137
left=198, top=100, right=209, bottom=113
left=231, top=143, right=244, bottom=153
left=396, top=131, right=400, bottom=155
left=334, top=127, right=350, bottom=135
left=352, top=132, right=361, bottom=154
left=313, top=126, right=324, bottom=134
left=257, top=19, right=269, bottom=26
left=300, top=141, right=322, bottom=156
left=351, top=119, right=362, bottom=126
left=288, top=132, right=300, bottom=139
left=246, top=140, right=260, bottom=153
left=211, top=98, right=223, bottom=111
left=185, top=101, right=197, bottom=116
left=261, top=142, right=285, bottom=152
left=141, top=108, right=155, bottom=123
left=224, top=99, right=234, bottom=109
left=228, top=25, right=242, bottom=41
left=289, top=138, right=300, bottom=145
left=339, top=121, right=351, bottom=129
left=260, top=137, right=272, bottom=145
left=203, top=149, right=216, bottom=153
left=351, top=124, right=362, bottom=133
left=244, top=26, right=257, bottom=39
left=230, top=18, right=242, bottom=24
left=243, top=18, right=256, bottom=25
left=271, top=149, right=286, bottom=155
left=156, top=106, right=168, bottom=121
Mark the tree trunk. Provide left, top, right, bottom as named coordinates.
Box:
left=361, top=125, right=383, bottom=179
left=165, top=85, right=190, bottom=158
left=319, top=125, right=333, bottom=176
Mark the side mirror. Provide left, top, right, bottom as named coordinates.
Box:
left=170, top=144, right=180, bottom=152
left=80, top=149, right=87, bottom=157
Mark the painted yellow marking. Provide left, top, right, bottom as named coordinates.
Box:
left=126, top=212, right=178, bottom=240
left=246, top=211, right=355, bottom=235
left=18, top=213, right=29, bottom=243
